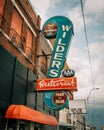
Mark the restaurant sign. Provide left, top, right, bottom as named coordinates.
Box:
left=42, top=16, right=74, bottom=110
left=36, top=77, right=77, bottom=91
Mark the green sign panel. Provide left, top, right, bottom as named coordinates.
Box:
left=42, top=16, right=74, bottom=110
left=43, top=16, right=74, bottom=78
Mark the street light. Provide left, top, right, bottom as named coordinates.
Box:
left=87, top=88, right=99, bottom=126
left=87, top=88, right=99, bottom=101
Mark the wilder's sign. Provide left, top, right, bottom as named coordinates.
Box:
left=43, top=16, right=74, bottom=78
left=42, top=16, right=74, bottom=110
left=36, top=77, right=77, bottom=91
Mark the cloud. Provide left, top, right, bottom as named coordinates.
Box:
left=67, top=46, right=92, bottom=91
left=89, top=42, right=104, bottom=58
left=67, top=41, right=104, bottom=99
left=30, top=0, right=51, bottom=24
left=84, top=0, right=104, bottom=25
left=89, top=42, right=104, bottom=86
left=85, top=0, right=104, bottom=14
left=67, top=46, right=89, bottom=70
left=50, top=0, right=62, bottom=8
left=64, top=0, right=104, bottom=34
left=67, top=7, right=84, bottom=32
left=33, top=0, right=51, bottom=13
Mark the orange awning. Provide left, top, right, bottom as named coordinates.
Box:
left=5, top=105, right=58, bottom=126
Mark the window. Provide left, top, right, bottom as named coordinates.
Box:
left=0, top=0, right=5, bottom=26
left=10, top=9, right=22, bottom=47
left=0, top=0, right=5, bottom=14
left=25, top=28, right=33, bottom=59
left=40, top=51, right=47, bottom=74
left=67, top=114, right=71, bottom=124
left=11, top=9, right=22, bottom=36
left=7, top=119, right=16, bottom=130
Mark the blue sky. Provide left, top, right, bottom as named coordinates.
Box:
left=29, top=0, right=104, bottom=129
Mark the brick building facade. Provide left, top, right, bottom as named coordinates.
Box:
left=0, top=0, right=58, bottom=129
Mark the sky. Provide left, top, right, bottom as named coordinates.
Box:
left=29, top=0, right=104, bottom=129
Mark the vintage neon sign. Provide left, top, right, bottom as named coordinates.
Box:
left=43, top=16, right=74, bottom=78
left=42, top=16, right=74, bottom=110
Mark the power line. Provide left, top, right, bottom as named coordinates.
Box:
left=80, top=0, right=95, bottom=89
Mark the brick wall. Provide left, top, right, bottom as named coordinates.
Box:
left=0, top=0, right=40, bottom=71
